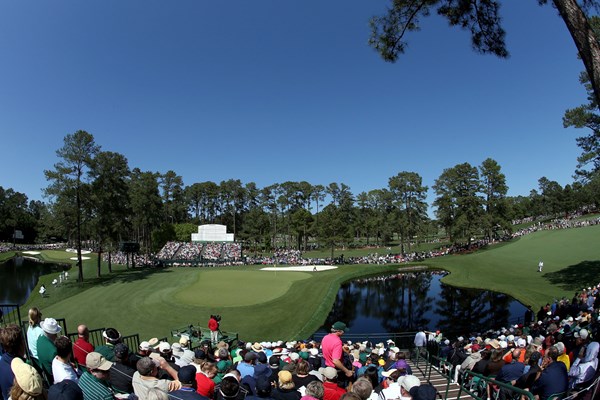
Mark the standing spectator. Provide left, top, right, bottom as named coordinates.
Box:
left=413, top=330, right=427, bottom=356
left=72, top=325, right=94, bottom=367
left=209, top=315, right=220, bottom=345
left=26, top=307, right=43, bottom=361
left=0, top=324, right=26, bottom=400
left=52, top=335, right=79, bottom=383
left=37, top=317, right=62, bottom=384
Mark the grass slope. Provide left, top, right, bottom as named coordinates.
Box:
left=424, top=225, right=600, bottom=309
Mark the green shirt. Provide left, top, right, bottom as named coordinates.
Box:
left=36, top=334, right=57, bottom=383
left=78, top=370, right=115, bottom=400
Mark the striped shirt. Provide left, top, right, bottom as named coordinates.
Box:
left=78, top=370, right=115, bottom=400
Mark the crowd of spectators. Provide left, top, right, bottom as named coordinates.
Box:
left=4, top=280, right=600, bottom=400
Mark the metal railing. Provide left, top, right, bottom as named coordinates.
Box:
left=0, top=304, right=22, bottom=327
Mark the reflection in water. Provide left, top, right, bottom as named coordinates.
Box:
left=0, top=257, right=68, bottom=306
left=319, top=271, right=526, bottom=337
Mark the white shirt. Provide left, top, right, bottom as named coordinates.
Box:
left=52, top=357, right=79, bottom=383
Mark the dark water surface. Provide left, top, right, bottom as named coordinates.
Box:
left=318, top=271, right=527, bottom=337
left=0, top=257, right=68, bottom=305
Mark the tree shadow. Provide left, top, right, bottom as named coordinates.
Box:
left=545, top=260, right=600, bottom=291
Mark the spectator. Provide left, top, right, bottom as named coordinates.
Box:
left=215, top=374, right=248, bottom=400
left=293, top=359, right=317, bottom=390
left=78, top=352, right=116, bottom=400
left=95, top=328, right=122, bottom=362
left=302, top=381, right=324, bottom=400
left=271, top=370, right=300, bottom=400
left=109, top=343, right=136, bottom=394
left=350, top=377, right=373, bottom=400
left=72, top=325, right=94, bottom=368
left=10, top=358, right=46, bottom=400
left=321, top=322, right=353, bottom=383
left=48, top=379, right=84, bottom=400
left=531, top=346, right=568, bottom=400
left=52, top=336, right=79, bottom=384
left=132, top=356, right=181, bottom=399
left=318, top=367, right=346, bottom=400
left=569, top=341, right=599, bottom=389
left=0, top=324, right=26, bottom=400
left=169, top=365, right=208, bottom=400
left=196, top=361, right=217, bottom=398
left=26, top=307, right=43, bottom=361
left=37, top=317, right=62, bottom=385
left=238, top=352, right=256, bottom=380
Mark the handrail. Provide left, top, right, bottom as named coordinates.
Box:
left=457, top=370, right=535, bottom=400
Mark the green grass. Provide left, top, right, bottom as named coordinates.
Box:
left=8, top=224, right=599, bottom=342
left=423, top=224, right=600, bottom=310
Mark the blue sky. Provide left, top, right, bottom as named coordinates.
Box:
left=0, top=1, right=591, bottom=208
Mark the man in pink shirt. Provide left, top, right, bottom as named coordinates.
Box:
left=321, top=321, right=353, bottom=380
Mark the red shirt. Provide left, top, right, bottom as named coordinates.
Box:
left=323, top=381, right=346, bottom=400
left=321, top=333, right=342, bottom=368
left=72, top=337, right=94, bottom=366
left=208, top=318, right=219, bottom=332
left=196, top=372, right=215, bottom=398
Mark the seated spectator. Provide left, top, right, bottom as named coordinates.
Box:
left=169, top=365, right=208, bottom=400
left=247, top=376, right=277, bottom=400
left=351, top=377, right=373, bottom=400
left=130, top=340, right=153, bottom=366
left=196, top=361, right=217, bottom=398
left=293, top=359, right=318, bottom=390
left=569, top=341, right=599, bottom=389
left=302, top=381, right=325, bottom=400
left=215, top=374, right=248, bottom=400
left=10, top=358, right=46, bottom=400
left=531, top=346, right=568, bottom=400
left=26, top=308, right=44, bottom=361
left=0, top=324, right=26, bottom=400
left=72, top=325, right=94, bottom=368
left=319, top=367, right=346, bottom=400
left=514, top=351, right=542, bottom=390
left=37, top=317, right=62, bottom=385
left=495, top=349, right=525, bottom=384
left=272, top=370, right=300, bottom=400
left=95, top=328, right=122, bottom=362
left=48, top=379, right=84, bottom=400
left=109, top=343, right=136, bottom=394
left=132, top=356, right=181, bottom=399
left=78, top=352, right=116, bottom=400
left=52, top=335, right=79, bottom=383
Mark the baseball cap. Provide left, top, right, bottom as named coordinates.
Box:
left=332, top=321, right=348, bottom=331
left=86, top=352, right=113, bottom=371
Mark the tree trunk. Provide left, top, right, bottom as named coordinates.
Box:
left=76, top=186, right=83, bottom=283
left=554, top=0, right=600, bottom=109
left=97, top=244, right=102, bottom=278
left=108, top=250, right=112, bottom=273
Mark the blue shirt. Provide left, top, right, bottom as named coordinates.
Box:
left=532, top=361, right=568, bottom=400
left=0, top=353, right=18, bottom=400
left=496, top=361, right=525, bottom=383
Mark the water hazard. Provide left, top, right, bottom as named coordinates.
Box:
left=318, top=271, right=527, bottom=338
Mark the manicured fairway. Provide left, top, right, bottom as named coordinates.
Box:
left=424, top=224, right=600, bottom=310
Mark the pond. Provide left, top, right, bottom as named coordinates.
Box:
left=0, top=257, right=68, bottom=307
left=317, top=270, right=528, bottom=338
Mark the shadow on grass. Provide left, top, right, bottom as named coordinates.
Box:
left=545, top=260, right=600, bottom=291
left=68, top=266, right=172, bottom=289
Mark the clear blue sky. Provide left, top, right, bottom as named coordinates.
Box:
left=0, top=1, right=591, bottom=208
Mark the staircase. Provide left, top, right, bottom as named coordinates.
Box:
left=407, top=358, right=468, bottom=400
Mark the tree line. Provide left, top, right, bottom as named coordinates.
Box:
left=2, top=130, right=600, bottom=281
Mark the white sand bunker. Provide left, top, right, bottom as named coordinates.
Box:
left=22, top=251, right=41, bottom=255
left=260, top=265, right=338, bottom=272
left=66, top=249, right=91, bottom=254
left=69, top=256, right=91, bottom=261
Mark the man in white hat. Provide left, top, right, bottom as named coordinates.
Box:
left=36, top=317, right=62, bottom=384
